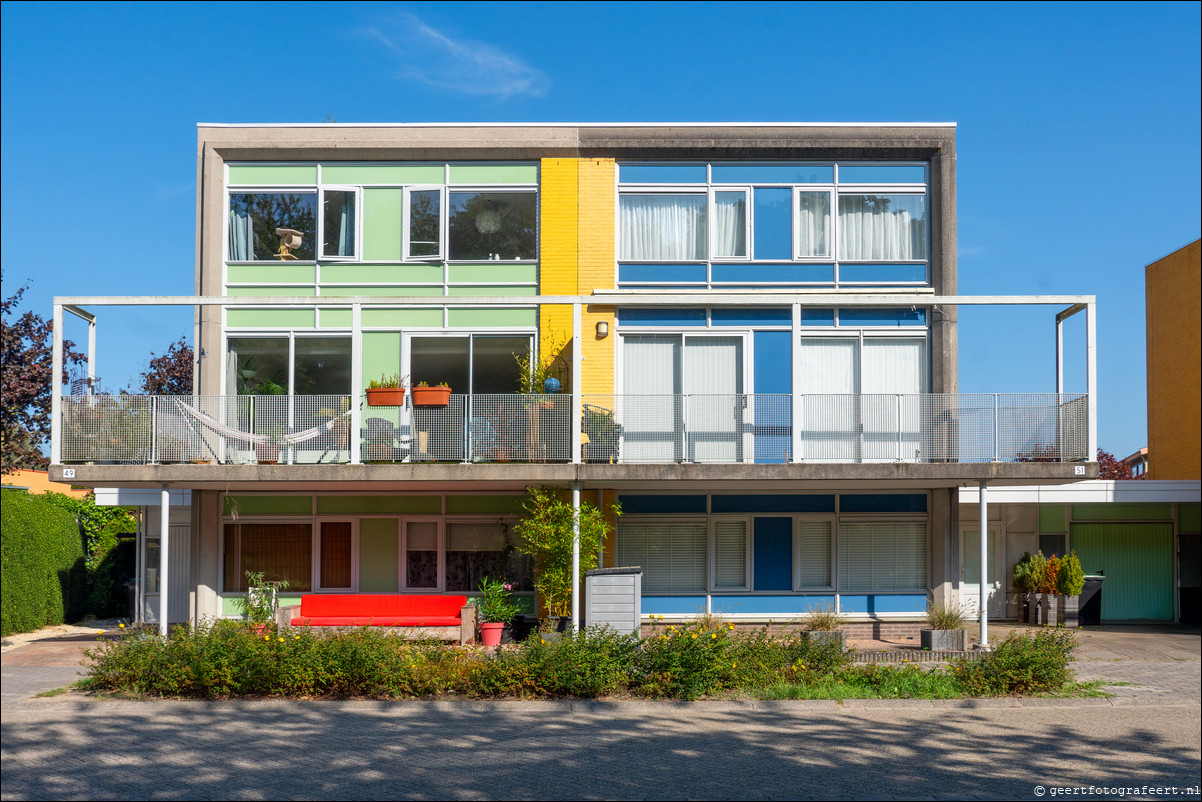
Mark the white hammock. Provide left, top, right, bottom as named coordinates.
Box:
left=176, top=401, right=352, bottom=446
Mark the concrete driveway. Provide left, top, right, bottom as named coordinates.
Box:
left=1, top=624, right=1198, bottom=801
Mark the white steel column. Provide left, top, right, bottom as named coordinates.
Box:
left=1055, top=316, right=1064, bottom=394
left=159, top=484, right=170, bottom=637
left=571, top=481, right=581, bottom=632
left=86, top=317, right=96, bottom=394
left=571, top=303, right=582, bottom=465
left=51, top=304, right=63, bottom=464
left=978, top=480, right=989, bottom=650
left=350, top=303, right=362, bottom=464
left=1086, top=302, right=1098, bottom=460
left=791, top=303, right=801, bottom=463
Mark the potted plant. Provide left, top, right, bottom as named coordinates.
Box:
left=1040, top=553, right=1063, bottom=626
left=513, top=486, right=617, bottom=633
left=1012, top=552, right=1038, bottom=623
left=1025, top=551, right=1049, bottom=625
left=365, top=373, right=407, bottom=407
left=921, top=598, right=969, bottom=650
left=476, top=577, right=520, bottom=647
left=255, top=425, right=287, bottom=465
left=1057, top=550, right=1086, bottom=628
left=158, top=436, right=187, bottom=464
left=803, top=602, right=846, bottom=648
left=411, top=381, right=452, bottom=407
left=232, top=570, right=290, bottom=635
left=583, top=404, right=621, bottom=464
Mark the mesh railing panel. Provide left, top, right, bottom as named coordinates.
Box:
left=59, top=392, right=1089, bottom=465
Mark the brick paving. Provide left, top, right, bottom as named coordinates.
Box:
left=1, top=624, right=1199, bottom=800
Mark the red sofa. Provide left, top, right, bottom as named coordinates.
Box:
left=281, top=594, right=477, bottom=643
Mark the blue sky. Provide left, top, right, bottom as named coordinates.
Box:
left=2, top=1, right=1198, bottom=458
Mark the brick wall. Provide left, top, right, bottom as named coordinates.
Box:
left=1146, top=240, right=1201, bottom=479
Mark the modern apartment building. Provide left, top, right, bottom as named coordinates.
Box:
left=50, top=123, right=1100, bottom=633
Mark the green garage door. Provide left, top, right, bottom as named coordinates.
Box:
left=1070, top=523, right=1173, bottom=620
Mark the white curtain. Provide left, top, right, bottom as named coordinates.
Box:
left=623, top=335, right=681, bottom=462
left=796, top=191, right=831, bottom=257
left=712, top=192, right=746, bottom=258
left=228, top=209, right=254, bottom=261
left=619, top=195, right=706, bottom=260
left=838, top=194, right=927, bottom=260
left=862, top=337, right=926, bottom=462
left=799, top=338, right=858, bottom=462
left=338, top=192, right=355, bottom=257
left=683, top=336, right=743, bottom=463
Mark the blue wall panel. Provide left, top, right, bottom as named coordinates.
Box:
left=619, top=264, right=708, bottom=284
left=642, top=596, right=709, bottom=615
left=753, top=330, right=792, bottom=463
left=710, top=595, right=836, bottom=615
left=618, top=495, right=707, bottom=514
left=617, top=308, right=706, bottom=326
left=839, top=494, right=928, bottom=513
left=838, top=594, right=927, bottom=614
left=753, top=517, right=793, bottom=591
left=712, top=495, right=836, bottom=513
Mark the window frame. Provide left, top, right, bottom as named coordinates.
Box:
left=219, top=516, right=315, bottom=595
left=617, top=187, right=709, bottom=263
left=318, top=185, right=362, bottom=262
left=225, top=186, right=320, bottom=265
left=834, top=186, right=929, bottom=265
left=835, top=515, right=929, bottom=593
left=793, top=514, right=836, bottom=592
left=708, top=187, right=751, bottom=262
left=402, top=330, right=536, bottom=396
left=792, top=186, right=835, bottom=261
left=403, top=185, right=446, bottom=262
left=314, top=517, right=358, bottom=592
left=615, top=515, right=709, bottom=595
left=445, top=186, right=540, bottom=263
left=400, top=516, right=445, bottom=593
left=708, top=515, right=753, bottom=592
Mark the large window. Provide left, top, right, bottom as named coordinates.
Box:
left=223, top=523, right=313, bottom=592
left=616, top=162, right=927, bottom=288
left=837, top=521, right=927, bottom=592
left=408, top=334, right=531, bottom=394
left=448, top=191, right=537, bottom=260
left=616, top=520, right=708, bottom=592
left=321, top=189, right=358, bottom=259
left=226, top=336, right=351, bottom=396
left=228, top=192, right=317, bottom=261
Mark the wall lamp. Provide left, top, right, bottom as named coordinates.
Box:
left=595, top=320, right=609, bottom=338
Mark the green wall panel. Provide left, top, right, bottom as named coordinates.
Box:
left=448, top=164, right=538, bottom=184
left=362, top=188, right=404, bottom=261
left=224, top=495, right=313, bottom=515
left=362, top=333, right=402, bottom=391
left=1073, top=503, right=1173, bottom=521
left=322, top=164, right=444, bottom=185
left=319, top=308, right=353, bottom=328
left=228, top=265, right=316, bottom=284
left=223, top=594, right=303, bottom=616
left=448, top=286, right=538, bottom=296
left=321, top=286, right=443, bottom=297
left=447, top=308, right=536, bottom=327
left=448, top=264, right=538, bottom=284
left=445, top=495, right=523, bottom=515
left=227, top=308, right=315, bottom=328
left=226, top=286, right=316, bottom=296
left=359, top=518, right=399, bottom=592
left=228, top=165, right=317, bottom=185
left=321, top=264, right=444, bottom=283
left=316, top=495, right=441, bottom=514
left=1039, top=506, right=1067, bottom=533
left=363, top=308, right=444, bottom=327
left=1180, top=503, right=1202, bottom=533
left=1070, top=522, right=1173, bottom=620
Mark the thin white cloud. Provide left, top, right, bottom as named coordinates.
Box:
left=363, top=14, right=550, bottom=100
left=958, top=245, right=987, bottom=258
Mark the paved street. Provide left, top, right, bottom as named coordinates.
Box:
left=2, top=626, right=1199, bottom=801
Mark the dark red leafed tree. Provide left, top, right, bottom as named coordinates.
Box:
left=137, top=337, right=193, bottom=395
left=1097, top=448, right=1141, bottom=480
left=1, top=279, right=84, bottom=470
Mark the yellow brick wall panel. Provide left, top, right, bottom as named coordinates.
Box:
left=1146, top=239, right=1201, bottom=479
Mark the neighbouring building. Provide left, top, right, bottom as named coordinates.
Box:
left=49, top=123, right=1103, bottom=634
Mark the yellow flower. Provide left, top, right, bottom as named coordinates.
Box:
left=118, top=623, right=125, bottom=628
left=294, top=635, right=300, bottom=640
left=732, top=662, right=737, bottom=668
left=97, top=630, right=104, bottom=635
left=691, top=633, right=698, bottom=639
left=278, top=637, right=285, bottom=642
left=263, top=635, right=270, bottom=641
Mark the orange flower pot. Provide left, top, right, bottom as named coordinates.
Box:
left=366, top=388, right=406, bottom=407
left=411, top=386, right=451, bottom=407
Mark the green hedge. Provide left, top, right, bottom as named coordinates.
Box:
left=1, top=489, right=88, bottom=636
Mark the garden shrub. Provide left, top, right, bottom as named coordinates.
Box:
left=1, top=489, right=88, bottom=635
left=512, top=627, right=639, bottom=698
left=953, top=629, right=1076, bottom=695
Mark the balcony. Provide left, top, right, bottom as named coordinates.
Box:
left=58, top=392, right=1089, bottom=466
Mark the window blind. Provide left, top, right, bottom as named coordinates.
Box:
left=797, top=520, right=833, bottom=588
left=616, top=521, right=706, bottom=592
left=837, top=521, right=926, bottom=591
left=712, top=519, right=748, bottom=590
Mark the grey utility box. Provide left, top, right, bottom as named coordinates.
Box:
left=584, top=567, right=643, bottom=635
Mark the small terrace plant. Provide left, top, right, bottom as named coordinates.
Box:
left=366, top=373, right=407, bottom=390
left=1057, top=550, right=1085, bottom=597
left=477, top=577, right=521, bottom=624
left=231, top=570, right=290, bottom=625
left=805, top=602, right=846, bottom=632
left=926, top=599, right=970, bottom=631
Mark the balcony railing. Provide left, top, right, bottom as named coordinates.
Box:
left=59, top=392, right=1088, bottom=466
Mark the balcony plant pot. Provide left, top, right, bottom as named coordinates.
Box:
left=255, top=444, right=281, bottom=465
left=411, top=386, right=451, bottom=407
left=921, top=628, right=967, bottom=651
left=480, top=622, right=505, bottom=647
left=1041, top=593, right=1060, bottom=627
left=365, top=388, right=406, bottom=407
left=509, top=614, right=539, bottom=643
left=1028, top=593, right=1044, bottom=626
left=805, top=630, right=846, bottom=648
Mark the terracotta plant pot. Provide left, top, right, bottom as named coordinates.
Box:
left=411, top=386, right=452, bottom=407
left=480, top=621, right=505, bottom=647
left=366, top=388, right=406, bottom=407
